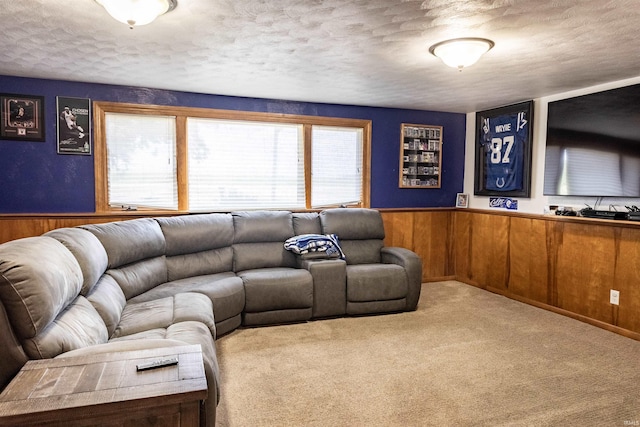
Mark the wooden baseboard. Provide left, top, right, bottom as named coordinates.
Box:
left=423, top=275, right=456, bottom=283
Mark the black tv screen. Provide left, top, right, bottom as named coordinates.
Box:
left=544, top=84, right=640, bottom=197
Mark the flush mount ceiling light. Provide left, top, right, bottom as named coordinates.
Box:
left=95, top=0, right=178, bottom=29
left=429, top=37, right=495, bottom=71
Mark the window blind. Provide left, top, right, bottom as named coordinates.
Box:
left=187, top=118, right=304, bottom=211
left=105, top=113, right=177, bottom=210
left=311, top=126, right=363, bottom=208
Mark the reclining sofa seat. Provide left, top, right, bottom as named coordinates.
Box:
left=127, top=214, right=245, bottom=337
left=320, top=208, right=422, bottom=314
left=232, top=211, right=314, bottom=326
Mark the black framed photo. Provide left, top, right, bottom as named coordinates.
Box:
left=474, top=100, right=533, bottom=197
left=57, top=96, right=91, bottom=155
left=0, top=93, right=45, bottom=141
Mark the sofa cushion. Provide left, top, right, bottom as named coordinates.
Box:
left=80, top=218, right=166, bottom=269
left=166, top=247, right=233, bottom=282
left=156, top=214, right=234, bottom=255
left=127, top=273, right=244, bottom=327
left=346, top=264, right=408, bottom=302
left=0, top=236, right=83, bottom=340
left=292, top=212, right=322, bottom=235
left=320, top=209, right=385, bottom=264
left=233, top=242, right=296, bottom=272
left=86, top=274, right=127, bottom=337
left=112, top=293, right=216, bottom=339
left=22, top=296, right=108, bottom=359
left=340, top=240, right=384, bottom=264
left=239, top=268, right=313, bottom=313
left=107, top=256, right=168, bottom=300
left=232, top=210, right=294, bottom=243
left=320, top=208, right=385, bottom=240
left=45, top=228, right=109, bottom=295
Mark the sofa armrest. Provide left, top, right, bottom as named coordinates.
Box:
left=381, top=247, right=422, bottom=311
left=299, top=259, right=347, bottom=318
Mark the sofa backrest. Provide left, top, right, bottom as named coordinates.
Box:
left=292, top=212, right=322, bottom=235
left=320, top=208, right=385, bottom=264
left=45, top=227, right=109, bottom=296
left=81, top=218, right=168, bottom=300
left=156, top=214, right=234, bottom=282
left=232, top=211, right=297, bottom=271
left=0, top=236, right=109, bottom=389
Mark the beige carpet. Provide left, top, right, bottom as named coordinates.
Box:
left=215, top=281, right=640, bottom=426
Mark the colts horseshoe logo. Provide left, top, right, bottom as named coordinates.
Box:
left=496, top=177, right=506, bottom=188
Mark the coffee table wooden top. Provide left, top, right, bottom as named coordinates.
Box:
left=0, top=344, right=207, bottom=426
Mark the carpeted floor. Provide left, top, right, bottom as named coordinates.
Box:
left=215, top=281, right=640, bottom=426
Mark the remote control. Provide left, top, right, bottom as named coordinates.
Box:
left=136, top=357, right=179, bottom=371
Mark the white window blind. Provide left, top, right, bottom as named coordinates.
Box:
left=105, top=113, right=177, bottom=210
left=311, top=126, right=363, bottom=208
left=187, top=118, right=304, bottom=211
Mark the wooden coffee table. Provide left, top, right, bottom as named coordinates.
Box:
left=0, top=344, right=207, bottom=427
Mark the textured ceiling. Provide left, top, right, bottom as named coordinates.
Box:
left=1, top=0, right=640, bottom=113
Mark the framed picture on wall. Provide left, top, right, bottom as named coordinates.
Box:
left=474, top=100, right=533, bottom=197
left=399, top=123, right=443, bottom=188
left=456, top=193, right=469, bottom=208
left=0, top=93, right=45, bottom=141
left=57, top=96, right=91, bottom=155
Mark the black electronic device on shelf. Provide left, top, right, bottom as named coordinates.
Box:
left=579, top=208, right=628, bottom=220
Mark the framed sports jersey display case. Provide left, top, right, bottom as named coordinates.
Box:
left=399, top=123, right=443, bottom=188
left=474, top=101, right=533, bottom=197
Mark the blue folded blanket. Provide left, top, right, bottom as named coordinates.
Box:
left=284, top=234, right=345, bottom=259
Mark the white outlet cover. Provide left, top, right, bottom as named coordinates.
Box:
left=610, top=290, right=620, bottom=305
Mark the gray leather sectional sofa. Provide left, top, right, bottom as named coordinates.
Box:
left=0, top=208, right=422, bottom=426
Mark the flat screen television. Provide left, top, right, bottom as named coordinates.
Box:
left=544, top=83, right=640, bottom=197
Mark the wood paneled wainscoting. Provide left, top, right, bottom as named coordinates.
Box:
left=381, top=208, right=640, bottom=340
left=0, top=213, right=170, bottom=244
left=450, top=209, right=640, bottom=340
left=2, top=209, right=640, bottom=339
left=380, top=209, right=456, bottom=282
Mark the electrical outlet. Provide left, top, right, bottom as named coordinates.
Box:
left=610, top=289, right=620, bottom=305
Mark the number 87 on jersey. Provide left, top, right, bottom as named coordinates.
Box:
left=481, top=111, right=528, bottom=192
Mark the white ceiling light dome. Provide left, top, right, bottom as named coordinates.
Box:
left=95, top=0, right=178, bottom=28
left=429, top=38, right=495, bottom=71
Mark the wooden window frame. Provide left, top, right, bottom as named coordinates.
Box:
left=93, top=101, right=371, bottom=213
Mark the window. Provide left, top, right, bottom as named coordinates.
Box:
left=94, top=102, right=370, bottom=212
left=311, top=126, right=363, bottom=208
left=188, top=119, right=304, bottom=211
left=104, top=113, right=177, bottom=210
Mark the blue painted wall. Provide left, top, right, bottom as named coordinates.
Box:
left=0, top=75, right=466, bottom=213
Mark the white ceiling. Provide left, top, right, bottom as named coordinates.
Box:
left=2, top=0, right=640, bottom=113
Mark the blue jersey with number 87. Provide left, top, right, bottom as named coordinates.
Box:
left=481, top=111, right=528, bottom=191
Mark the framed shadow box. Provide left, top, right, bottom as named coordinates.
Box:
left=0, top=93, right=45, bottom=141
left=474, top=100, right=533, bottom=197
left=399, top=123, right=443, bottom=188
